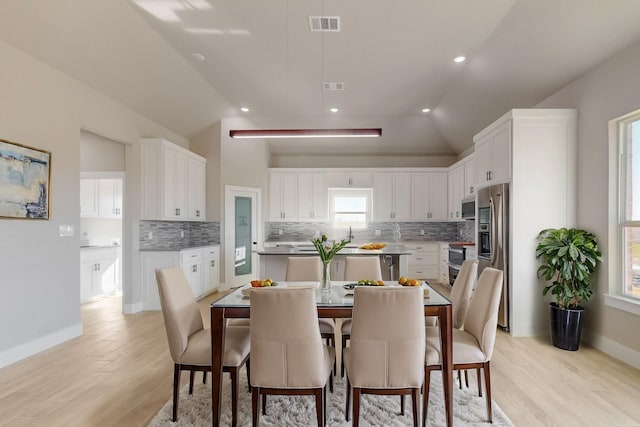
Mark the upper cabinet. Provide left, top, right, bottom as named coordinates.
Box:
left=268, top=171, right=298, bottom=221
left=326, top=172, right=373, bottom=188
left=447, top=165, right=465, bottom=220
left=80, top=178, right=122, bottom=219
left=141, top=138, right=207, bottom=221
left=474, top=119, right=511, bottom=188
left=464, top=156, right=475, bottom=197
left=297, top=172, right=327, bottom=221
left=373, top=173, right=411, bottom=221
left=412, top=173, right=448, bottom=221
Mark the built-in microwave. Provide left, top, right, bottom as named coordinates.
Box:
left=461, top=198, right=475, bottom=219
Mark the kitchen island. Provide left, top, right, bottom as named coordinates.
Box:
left=256, top=244, right=412, bottom=281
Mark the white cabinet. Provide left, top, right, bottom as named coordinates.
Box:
left=447, top=165, right=465, bottom=221
left=474, top=119, right=511, bottom=188
left=326, top=172, right=373, bottom=188
left=297, top=172, right=327, bottom=221
left=80, top=247, right=119, bottom=303
left=203, top=246, right=220, bottom=294
left=80, top=179, right=122, bottom=218
left=141, top=138, right=207, bottom=221
left=268, top=172, right=298, bottom=221
left=373, top=173, right=411, bottom=221
left=464, top=157, right=476, bottom=197
left=405, top=243, right=439, bottom=281
left=141, top=245, right=220, bottom=310
left=412, top=173, right=448, bottom=221
left=439, top=243, right=450, bottom=284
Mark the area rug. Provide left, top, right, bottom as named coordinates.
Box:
left=149, top=369, right=514, bottom=426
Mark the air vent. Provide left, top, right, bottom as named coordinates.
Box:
left=323, top=82, right=344, bottom=91
left=308, top=16, right=340, bottom=32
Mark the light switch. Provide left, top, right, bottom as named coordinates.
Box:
left=59, top=225, right=74, bottom=237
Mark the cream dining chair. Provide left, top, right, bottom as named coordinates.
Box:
left=250, top=287, right=335, bottom=426
left=340, top=256, right=383, bottom=377
left=423, top=267, right=504, bottom=424
left=344, top=286, right=425, bottom=427
left=285, top=256, right=337, bottom=378
left=155, top=268, right=250, bottom=425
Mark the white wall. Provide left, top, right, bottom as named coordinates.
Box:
left=80, top=130, right=125, bottom=172
left=0, top=40, right=186, bottom=368
left=537, top=38, right=640, bottom=365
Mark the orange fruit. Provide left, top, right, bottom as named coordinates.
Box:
left=376, top=280, right=384, bottom=286
left=408, top=279, right=419, bottom=286
left=398, top=276, right=408, bottom=285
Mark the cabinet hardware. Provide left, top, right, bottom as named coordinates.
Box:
left=470, top=186, right=474, bottom=194
left=456, top=211, right=459, bottom=217
left=196, top=210, right=200, bottom=217
left=192, top=265, right=197, bottom=272
left=488, top=170, right=492, bottom=181
left=211, top=260, right=215, bottom=267
left=348, top=178, right=353, bottom=185
left=175, top=208, right=181, bottom=216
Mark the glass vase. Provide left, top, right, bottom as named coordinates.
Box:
left=321, top=260, right=331, bottom=292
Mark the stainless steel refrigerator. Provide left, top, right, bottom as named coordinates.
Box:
left=477, top=183, right=509, bottom=330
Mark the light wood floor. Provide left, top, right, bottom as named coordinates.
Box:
left=1, top=292, right=639, bottom=426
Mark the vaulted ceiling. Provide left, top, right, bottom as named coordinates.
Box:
left=2, top=0, right=640, bottom=157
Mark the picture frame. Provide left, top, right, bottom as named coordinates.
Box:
left=0, top=138, right=51, bottom=219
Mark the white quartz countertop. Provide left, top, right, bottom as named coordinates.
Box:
left=255, top=245, right=412, bottom=256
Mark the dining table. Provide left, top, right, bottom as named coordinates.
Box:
left=210, top=281, right=454, bottom=427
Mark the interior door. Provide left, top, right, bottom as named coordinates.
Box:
left=224, top=186, right=261, bottom=289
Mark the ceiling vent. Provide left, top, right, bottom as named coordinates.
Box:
left=323, top=82, right=344, bottom=91
left=308, top=16, right=340, bottom=32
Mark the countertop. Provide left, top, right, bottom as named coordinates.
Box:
left=81, top=244, right=121, bottom=249
left=255, top=245, right=413, bottom=256
left=139, top=244, right=219, bottom=252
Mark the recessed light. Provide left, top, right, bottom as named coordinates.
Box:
left=240, top=107, right=250, bottom=112
left=330, top=108, right=339, bottom=113
left=453, top=56, right=466, bottom=63
left=191, top=53, right=205, bottom=62
left=421, top=108, right=431, bottom=113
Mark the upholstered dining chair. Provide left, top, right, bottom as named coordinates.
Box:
left=344, top=286, right=425, bottom=427
left=285, top=256, right=337, bottom=379
left=423, top=267, right=504, bottom=425
left=340, top=256, right=383, bottom=377
left=156, top=268, right=250, bottom=425
left=250, top=287, right=335, bottom=426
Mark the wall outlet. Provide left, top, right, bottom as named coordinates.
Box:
left=148, top=231, right=153, bottom=240
left=375, top=229, right=381, bottom=236
left=180, top=230, right=185, bottom=238
left=279, top=228, right=283, bottom=235
left=420, top=229, right=425, bottom=236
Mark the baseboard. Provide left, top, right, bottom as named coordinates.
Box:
left=585, top=333, right=640, bottom=370
left=0, top=323, right=82, bottom=369
left=123, top=301, right=143, bottom=314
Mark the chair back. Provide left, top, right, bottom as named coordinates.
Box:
left=344, top=256, right=382, bottom=281
left=285, top=256, right=322, bottom=281
left=250, top=288, right=326, bottom=388
left=450, top=259, right=478, bottom=329
left=463, top=267, right=504, bottom=361
left=349, top=287, right=425, bottom=388
left=155, top=268, right=204, bottom=363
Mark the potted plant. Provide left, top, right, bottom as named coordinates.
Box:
left=535, top=228, right=602, bottom=350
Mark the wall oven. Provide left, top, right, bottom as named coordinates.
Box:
left=448, top=244, right=466, bottom=287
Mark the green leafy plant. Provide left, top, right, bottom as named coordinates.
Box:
left=310, top=234, right=349, bottom=264
left=535, top=228, right=602, bottom=309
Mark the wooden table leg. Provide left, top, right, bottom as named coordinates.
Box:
left=439, top=305, right=453, bottom=427
left=211, top=307, right=226, bottom=427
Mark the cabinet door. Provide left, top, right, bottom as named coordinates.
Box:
left=163, top=147, right=188, bottom=219
left=80, top=258, right=95, bottom=302
left=491, top=120, right=511, bottom=183
left=203, top=247, right=220, bottom=293
left=269, top=172, right=298, bottom=220
left=297, top=172, right=314, bottom=221
left=326, top=172, right=372, bottom=188
left=475, top=134, right=493, bottom=186
left=412, top=174, right=430, bottom=220
left=187, top=158, right=206, bottom=220
left=429, top=173, right=449, bottom=221
left=80, top=179, right=98, bottom=217
left=392, top=174, right=411, bottom=221
left=98, top=179, right=122, bottom=218
left=448, top=166, right=464, bottom=220
left=96, top=251, right=117, bottom=295
left=464, top=159, right=475, bottom=197
left=373, top=174, right=394, bottom=221
left=311, top=173, right=328, bottom=220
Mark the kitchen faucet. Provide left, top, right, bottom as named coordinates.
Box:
left=348, top=226, right=354, bottom=242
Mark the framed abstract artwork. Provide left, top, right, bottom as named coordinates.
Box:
left=0, top=138, right=51, bottom=219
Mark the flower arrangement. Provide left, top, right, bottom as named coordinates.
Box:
left=310, top=234, right=349, bottom=263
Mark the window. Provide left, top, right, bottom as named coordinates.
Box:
left=328, top=188, right=372, bottom=229
left=617, top=111, right=640, bottom=300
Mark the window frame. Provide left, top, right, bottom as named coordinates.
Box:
left=607, top=109, right=640, bottom=315
left=328, top=188, right=372, bottom=229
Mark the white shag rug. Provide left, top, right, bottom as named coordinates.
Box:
left=149, top=369, right=514, bottom=426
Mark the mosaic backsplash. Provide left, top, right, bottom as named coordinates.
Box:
left=139, top=221, right=220, bottom=250
left=266, top=220, right=475, bottom=243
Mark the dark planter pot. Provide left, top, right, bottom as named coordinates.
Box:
left=549, top=302, right=584, bottom=351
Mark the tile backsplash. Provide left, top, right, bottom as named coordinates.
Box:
left=265, top=221, right=475, bottom=243
left=139, top=221, right=220, bottom=250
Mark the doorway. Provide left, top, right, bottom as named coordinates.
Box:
left=224, top=186, right=261, bottom=290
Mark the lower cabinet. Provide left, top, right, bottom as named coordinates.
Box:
left=141, top=245, right=220, bottom=310
left=80, top=247, right=119, bottom=303
left=405, top=243, right=439, bottom=281
left=439, top=243, right=450, bottom=285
